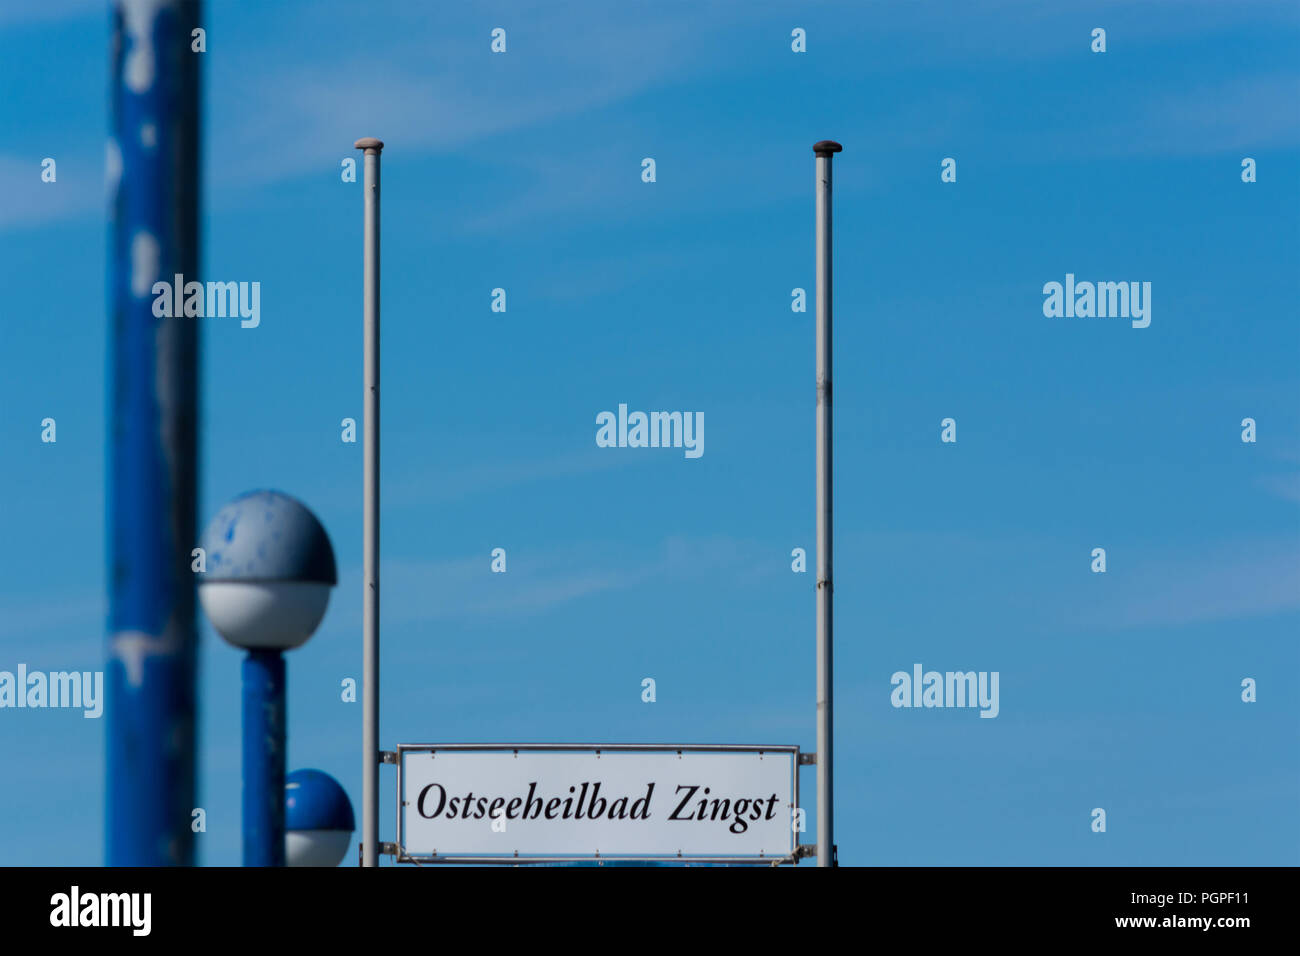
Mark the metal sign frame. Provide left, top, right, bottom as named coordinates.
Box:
left=394, top=743, right=802, bottom=865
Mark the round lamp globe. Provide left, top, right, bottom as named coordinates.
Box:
left=197, top=490, right=338, bottom=652
left=286, top=769, right=355, bottom=867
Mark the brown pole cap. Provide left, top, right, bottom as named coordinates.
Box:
left=813, top=140, right=843, bottom=156
left=354, top=137, right=384, bottom=153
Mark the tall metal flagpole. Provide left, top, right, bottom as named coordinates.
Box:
left=355, top=137, right=383, bottom=867
left=107, top=0, right=201, bottom=866
left=813, top=140, right=841, bottom=868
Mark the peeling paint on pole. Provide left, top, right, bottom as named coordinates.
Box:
left=107, top=0, right=201, bottom=866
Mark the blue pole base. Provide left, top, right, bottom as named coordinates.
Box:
left=242, top=649, right=286, bottom=866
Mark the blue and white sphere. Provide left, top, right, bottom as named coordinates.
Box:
left=198, top=490, right=337, bottom=651
left=285, top=769, right=355, bottom=867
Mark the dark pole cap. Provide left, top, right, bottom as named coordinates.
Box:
left=354, top=137, right=384, bottom=152
left=813, top=140, right=843, bottom=156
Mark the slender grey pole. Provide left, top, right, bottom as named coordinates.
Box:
left=813, top=139, right=841, bottom=868
left=355, top=136, right=383, bottom=867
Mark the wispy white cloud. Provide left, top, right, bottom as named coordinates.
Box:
left=208, top=2, right=733, bottom=191
left=1257, top=472, right=1300, bottom=504
left=6, top=0, right=1297, bottom=235
left=0, top=0, right=101, bottom=27
left=1122, top=74, right=1300, bottom=157
left=316, top=533, right=770, bottom=629
left=1100, top=537, right=1300, bottom=629
left=0, top=590, right=103, bottom=661
left=298, top=448, right=639, bottom=517
left=862, top=528, right=1300, bottom=635
left=386, top=449, right=634, bottom=508
left=0, top=155, right=103, bottom=230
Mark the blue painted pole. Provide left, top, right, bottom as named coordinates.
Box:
left=242, top=650, right=286, bottom=867
left=106, top=0, right=202, bottom=866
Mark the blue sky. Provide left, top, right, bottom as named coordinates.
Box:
left=1, top=0, right=1297, bottom=866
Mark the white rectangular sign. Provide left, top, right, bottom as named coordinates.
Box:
left=398, top=745, right=798, bottom=862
